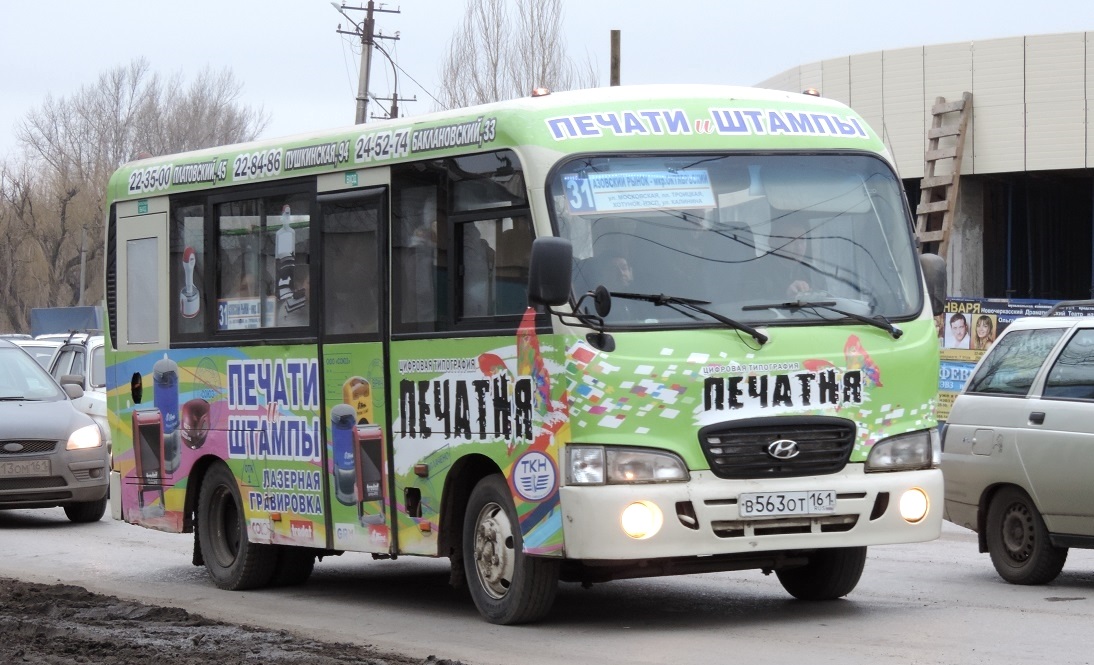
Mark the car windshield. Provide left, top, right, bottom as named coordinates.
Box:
left=0, top=347, right=66, bottom=401
left=549, top=153, right=921, bottom=328
left=13, top=342, right=60, bottom=368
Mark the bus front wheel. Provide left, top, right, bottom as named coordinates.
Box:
left=462, top=474, right=560, bottom=624
left=197, top=462, right=276, bottom=590
left=776, top=546, right=866, bottom=600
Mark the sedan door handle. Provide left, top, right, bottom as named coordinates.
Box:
left=1029, top=411, right=1045, bottom=425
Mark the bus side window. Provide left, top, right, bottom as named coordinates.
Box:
left=170, top=202, right=205, bottom=337
left=215, top=195, right=311, bottom=332
left=392, top=180, right=445, bottom=333
left=321, top=193, right=382, bottom=336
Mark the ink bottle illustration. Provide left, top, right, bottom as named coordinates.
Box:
left=331, top=404, right=357, bottom=506
left=153, top=354, right=181, bottom=474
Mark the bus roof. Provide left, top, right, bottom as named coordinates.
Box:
left=107, top=84, right=889, bottom=203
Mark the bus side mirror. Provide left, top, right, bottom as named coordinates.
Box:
left=528, top=237, right=573, bottom=307
left=920, top=253, right=946, bottom=316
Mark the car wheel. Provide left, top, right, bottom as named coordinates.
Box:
left=985, top=487, right=1067, bottom=585
left=63, top=496, right=107, bottom=523
left=462, top=475, right=559, bottom=625
left=776, top=546, right=867, bottom=600
left=197, top=462, right=276, bottom=590
left=269, top=546, right=316, bottom=587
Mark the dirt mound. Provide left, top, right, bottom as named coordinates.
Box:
left=0, top=577, right=465, bottom=665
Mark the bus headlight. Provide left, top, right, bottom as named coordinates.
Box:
left=621, top=500, right=664, bottom=539
left=566, top=446, right=689, bottom=485
left=865, top=430, right=935, bottom=472
left=899, top=488, right=930, bottom=523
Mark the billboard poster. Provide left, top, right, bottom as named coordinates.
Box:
left=936, top=297, right=1094, bottom=420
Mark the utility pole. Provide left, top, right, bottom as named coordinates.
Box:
left=78, top=227, right=86, bottom=306
left=610, top=30, right=621, bottom=86
left=355, top=2, right=375, bottom=124
left=333, top=2, right=400, bottom=124
left=372, top=88, right=415, bottom=120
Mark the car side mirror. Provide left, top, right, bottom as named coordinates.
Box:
left=61, top=373, right=86, bottom=390
left=528, top=237, right=573, bottom=307
left=62, top=383, right=85, bottom=399
left=919, top=253, right=947, bottom=316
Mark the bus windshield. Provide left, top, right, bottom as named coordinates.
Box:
left=549, top=153, right=921, bottom=328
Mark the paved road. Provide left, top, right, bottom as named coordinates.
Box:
left=1, top=508, right=1092, bottom=665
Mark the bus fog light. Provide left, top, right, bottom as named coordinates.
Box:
left=899, top=488, right=929, bottom=523
left=620, top=501, right=663, bottom=539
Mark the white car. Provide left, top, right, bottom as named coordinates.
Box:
left=48, top=334, right=109, bottom=450
left=11, top=338, right=63, bottom=368
left=942, top=313, right=1094, bottom=584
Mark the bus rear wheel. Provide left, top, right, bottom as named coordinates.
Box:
left=197, top=462, right=276, bottom=590
left=462, top=474, right=559, bottom=625
left=776, top=546, right=867, bottom=600
left=270, top=547, right=316, bottom=587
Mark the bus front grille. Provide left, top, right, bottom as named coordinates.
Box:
left=699, top=416, right=856, bottom=479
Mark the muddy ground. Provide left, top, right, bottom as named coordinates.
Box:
left=0, top=577, right=466, bottom=665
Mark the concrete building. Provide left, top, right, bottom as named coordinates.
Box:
left=757, top=32, right=1094, bottom=300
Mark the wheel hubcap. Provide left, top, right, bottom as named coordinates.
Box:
left=473, top=501, right=515, bottom=599
left=1001, top=502, right=1034, bottom=562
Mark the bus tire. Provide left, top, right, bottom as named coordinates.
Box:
left=986, top=487, right=1067, bottom=585
left=462, top=474, right=559, bottom=625
left=269, top=547, right=316, bottom=587
left=197, top=462, right=276, bottom=590
left=776, top=546, right=866, bottom=600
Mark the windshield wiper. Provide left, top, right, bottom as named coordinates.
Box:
left=0, top=395, right=28, bottom=401
left=611, top=291, right=768, bottom=345
left=743, top=299, right=902, bottom=339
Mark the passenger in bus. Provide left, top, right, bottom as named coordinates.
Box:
left=219, top=256, right=256, bottom=300
left=462, top=223, right=494, bottom=318
left=782, top=220, right=813, bottom=297
left=595, top=249, right=634, bottom=294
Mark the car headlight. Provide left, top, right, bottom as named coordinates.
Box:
left=66, top=424, right=103, bottom=450
left=566, top=445, right=689, bottom=485
left=865, top=429, right=937, bottom=472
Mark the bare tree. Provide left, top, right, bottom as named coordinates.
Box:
left=438, top=0, right=598, bottom=109
left=0, top=58, right=268, bottom=333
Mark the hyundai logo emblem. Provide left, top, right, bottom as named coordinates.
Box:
left=767, top=439, right=800, bottom=460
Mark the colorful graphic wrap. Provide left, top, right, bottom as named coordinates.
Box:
left=563, top=324, right=937, bottom=468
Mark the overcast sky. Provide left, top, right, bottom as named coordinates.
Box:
left=3, top=0, right=1094, bottom=158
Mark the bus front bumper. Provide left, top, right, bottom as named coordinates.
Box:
left=557, top=466, right=942, bottom=560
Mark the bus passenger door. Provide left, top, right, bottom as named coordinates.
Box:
left=113, top=200, right=178, bottom=529
left=316, top=186, right=391, bottom=554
